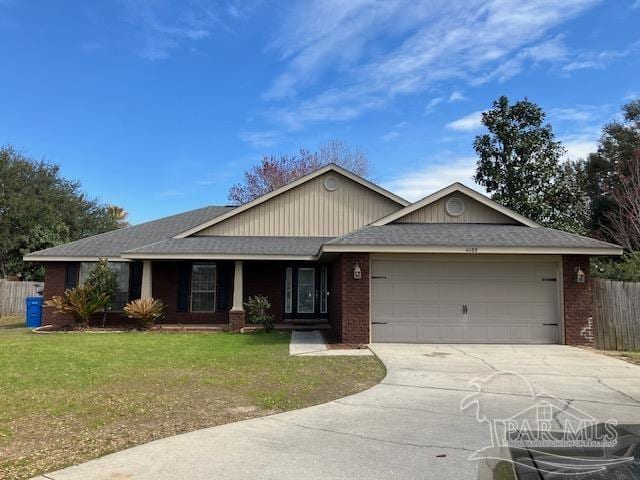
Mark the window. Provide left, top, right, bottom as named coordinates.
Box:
left=191, top=264, right=216, bottom=312
left=285, top=267, right=293, bottom=314
left=320, top=267, right=327, bottom=314
left=79, top=261, right=130, bottom=311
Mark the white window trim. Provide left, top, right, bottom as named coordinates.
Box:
left=190, top=263, right=217, bottom=313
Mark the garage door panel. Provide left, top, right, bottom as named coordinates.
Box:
left=371, top=260, right=559, bottom=344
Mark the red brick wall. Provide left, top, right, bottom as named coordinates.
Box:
left=42, top=261, right=234, bottom=326
left=152, top=261, right=231, bottom=324
left=329, top=257, right=343, bottom=338
left=42, top=262, right=74, bottom=327
left=563, top=255, right=594, bottom=346
left=330, top=253, right=370, bottom=344
left=244, top=261, right=285, bottom=322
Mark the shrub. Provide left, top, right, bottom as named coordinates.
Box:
left=85, top=258, right=118, bottom=327
left=45, top=284, right=109, bottom=329
left=592, top=252, right=640, bottom=282
left=123, top=298, right=165, bottom=330
left=244, top=295, right=275, bottom=332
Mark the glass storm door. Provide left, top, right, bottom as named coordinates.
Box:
left=296, top=268, right=315, bottom=314
left=284, top=265, right=329, bottom=319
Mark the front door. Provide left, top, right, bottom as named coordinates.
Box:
left=284, top=265, right=329, bottom=319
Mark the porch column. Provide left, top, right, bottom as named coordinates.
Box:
left=141, top=260, right=153, bottom=299
left=229, top=260, right=245, bottom=331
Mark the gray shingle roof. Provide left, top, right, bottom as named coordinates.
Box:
left=327, top=224, right=622, bottom=250
left=26, top=206, right=234, bottom=258
left=123, top=236, right=331, bottom=257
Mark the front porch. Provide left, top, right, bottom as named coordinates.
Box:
left=143, top=259, right=332, bottom=332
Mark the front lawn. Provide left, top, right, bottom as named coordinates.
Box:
left=0, top=316, right=22, bottom=328
left=601, top=349, right=640, bottom=366
left=0, top=329, right=385, bottom=479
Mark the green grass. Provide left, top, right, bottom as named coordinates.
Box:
left=0, top=329, right=385, bottom=480
left=0, top=315, right=23, bottom=328
left=605, top=350, right=640, bottom=366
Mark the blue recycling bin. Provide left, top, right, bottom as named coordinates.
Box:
left=25, top=296, right=43, bottom=328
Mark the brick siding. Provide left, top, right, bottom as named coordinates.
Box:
left=228, top=310, right=246, bottom=331
left=330, top=253, right=370, bottom=344
left=563, top=255, right=594, bottom=346
left=152, top=261, right=231, bottom=324
left=243, top=261, right=285, bottom=322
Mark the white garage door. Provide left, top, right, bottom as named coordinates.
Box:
left=371, top=259, right=560, bottom=343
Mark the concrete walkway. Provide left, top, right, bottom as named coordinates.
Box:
left=33, top=345, right=640, bottom=480
left=289, top=330, right=373, bottom=356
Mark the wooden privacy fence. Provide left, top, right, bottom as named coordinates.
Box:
left=0, top=280, right=44, bottom=316
left=593, top=278, right=640, bottom=351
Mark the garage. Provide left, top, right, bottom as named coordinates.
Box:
left=371, top=257, right=561, bottom=344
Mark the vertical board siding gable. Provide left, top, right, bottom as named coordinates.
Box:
left=196, top=172, right=403, bottom=237
left=393, top=193, right=519, bottom=224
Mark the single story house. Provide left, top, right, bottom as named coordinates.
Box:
left=24, top=164, right=622, bottom=345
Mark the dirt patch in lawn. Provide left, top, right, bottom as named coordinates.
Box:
left=0, top=330, right=385, bottom=479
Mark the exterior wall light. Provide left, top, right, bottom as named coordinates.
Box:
left=575, top=266, right=586, bottom=284
left=353, top=262, right=362, bottom=280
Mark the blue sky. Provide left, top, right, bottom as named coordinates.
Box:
left=1, top=0, right=638, bottom=223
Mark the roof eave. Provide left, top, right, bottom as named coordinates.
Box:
left=23, top=255, right=131, bottom=262
left=320, top=245, right=624, bottom=256
left=120, top=253, right=319, bottom=261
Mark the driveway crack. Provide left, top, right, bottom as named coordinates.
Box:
left=267, top=417, right=475, bottom=453
left=380, top=381, right=640, bottom=407
left=552, top=398, right=574, bottom=428
left=448, top=345, right=499, bottom=372
left=596, top=377, right=640, bottom=404
left=333, top=399, right=474, bottom=418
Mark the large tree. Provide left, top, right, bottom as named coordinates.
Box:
left=0, top=146, right=128, bottom=280
left=228, top=139, right=371, bottom=204
left=473, top=96, right=587, bottom=233
left=583, top=100, right=640, bottom=240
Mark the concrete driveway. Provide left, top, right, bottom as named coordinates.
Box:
left=34, top=345, right=640, bottom=480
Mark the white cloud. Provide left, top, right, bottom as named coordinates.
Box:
left=446, top=111, right=484, bottom=132
left=120, top=0, right=253, bottom=60
left=425, top=97, right=444, bottom=113
left=448, top=90, right=467, bottom=102
left=549, top=105, right=607, bottom=122
left=561, top=45, right=636, bottom=72
left=380, top=131, right=400, bottom=142
left=383, top=156, right=483, bottom=201
left=561, top=133, right=598, bottom=161
left=263, top=0, right=599, bottom=126
left=380, top=121, right=409, bottom=141
left=239, top=130, right=281, bottom=148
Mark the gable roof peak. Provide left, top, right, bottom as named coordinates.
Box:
left=173, top=161, right=409, bottom=238
left=371, top=182, right=540, bottom=228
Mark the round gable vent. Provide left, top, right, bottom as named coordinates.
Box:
left=445, top=196, right=465, bottom=217
left=324, top=176, right=339, bottom=191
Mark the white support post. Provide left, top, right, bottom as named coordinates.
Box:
left=232, top=260, right=244, bottom=311
left=141, top=260, right=153, bottom=299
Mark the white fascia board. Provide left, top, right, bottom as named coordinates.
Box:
left=23, top=256, right=132, bottom=262
left=372, top=183, right=539, bottom=228
left=173, top=164, right=409, bottom=239
left=120, top=253, right=319, bottom=261
left=320, top=245, right=623, bottom=256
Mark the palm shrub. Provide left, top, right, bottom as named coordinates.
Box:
left=85, top=258, right=118, bottom=327
left=46, top=284, right=109, bottom=329
left=244, top=295, right=275, bottom=332
left=123, top=298, right=165, bottom=330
